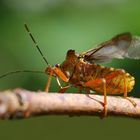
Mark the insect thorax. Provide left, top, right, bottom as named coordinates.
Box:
left=60, top=50, right=79, bottom=78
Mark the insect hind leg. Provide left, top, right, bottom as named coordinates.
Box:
left=102, top=78, right=107, bottom=117
left=123, top=76, right=136, bottom=107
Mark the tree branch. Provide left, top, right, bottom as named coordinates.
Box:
left=0, top=88, right=139, bottom=119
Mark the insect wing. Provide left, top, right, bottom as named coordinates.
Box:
left=125, top=36, right=140, bottom=59
left=82, top=32, right=132, bottom=63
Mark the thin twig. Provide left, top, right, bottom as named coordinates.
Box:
left=0, top=88, right=139, bottom=119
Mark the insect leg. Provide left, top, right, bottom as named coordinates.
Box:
left=106, top=70, right=136, bottom=106
left=56, top=77, right=70, bottom=93
left=123, top=77, right=136, bottom=106
left=102, top=78, right=107, bottom=117
left=78, top=87, right=83, bottom=93
left=45, top=69, right=54, bottom=93
left=53, top=67, right=69, bottom=82
left=85, top=78, right=107, bottom=116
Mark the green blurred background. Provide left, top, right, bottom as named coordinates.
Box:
left=0, top=0, right=140, bottom=140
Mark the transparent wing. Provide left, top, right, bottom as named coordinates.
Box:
left=81, top=32, right=137, bottom=63
left=125, top=36, right=140, bottom=59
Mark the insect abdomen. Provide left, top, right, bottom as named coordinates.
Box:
left=93, top=67, right=135, bottom=94
left=107, top=71, right=135, bottom=94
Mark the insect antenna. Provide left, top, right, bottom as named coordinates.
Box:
left=24, top=23, right=49, bottom=65
left=0, top=70, right=45, bottom=79
left=0, top=24, right=49, bottom=79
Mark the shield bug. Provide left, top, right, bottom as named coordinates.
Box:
left=1, top=24, right=140, bottom=116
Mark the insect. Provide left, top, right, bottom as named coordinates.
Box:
left=1, top=24, right=140, bottom=116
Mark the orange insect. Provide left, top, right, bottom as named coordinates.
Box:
left=1, top=24, right=140, bottom=116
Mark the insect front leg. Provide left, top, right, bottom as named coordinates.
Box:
left=45, top=66, right=69, bottom=93
left=45, top=69, right=54, bottom=92
left=56, top=77, right=70, bottom=93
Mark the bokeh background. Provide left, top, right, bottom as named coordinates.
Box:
left=0, top=0, right=140, bottom=140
